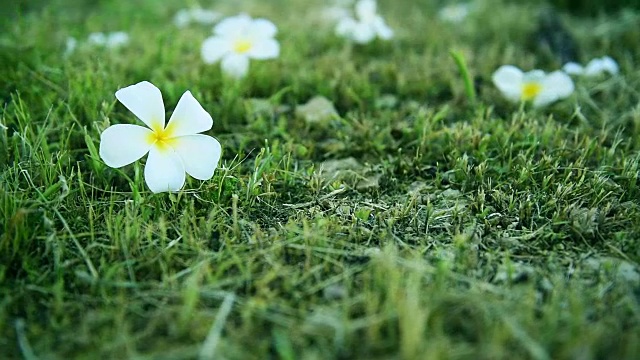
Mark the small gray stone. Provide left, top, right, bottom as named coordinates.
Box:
left=320, top=157, right=362, bottom=181
left=296, top=96, right=339, bottom=125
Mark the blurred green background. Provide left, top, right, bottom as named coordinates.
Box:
left=548, top=0, right=640, bottom=14
left=3, top=0, right=640, bottom=20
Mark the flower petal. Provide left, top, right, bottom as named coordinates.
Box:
left=322, top=6, right=350, bottom=22
left=562, top=62, right=584, bottom=75
left=115, top=81, right=165, bottom=130
left=438, top=4, right=470, bottom=23
left=356, top=0, right=377, bottom=21
left=373, top=17, right=393, bottom=39
left=585, top=56, right=619, bottom=76
left=601, top=56, right=619, bottom=75
left=533, top=71, right=574, bottom=107
left=336, top=17, right=357, bottom=36
left=192, top=9, right=221, bottom=25
left=173, top=134, right=222, bottom=180
left=248, top=18, right=277, bottom=38
left=214, top=14, right=252, bottom=36
left=523, top=70, right=545, bottom=82
left=99, top=124, right=153, bottom=168
left=174, top=9, right=191, bottom=28
left=166, top=91, right=213, bottom=137
left=106, top=32, right=129, bottom=48
left=492, top=65, right=524, bottom=102
left=352, top=23, right=377, bottom=43
left=65, top=37, right=77, bottom=56
left=88, top=32, right=106, bottom=45
left=221, top=54, right=250, bottom=78
left=584, top=58, right=605, bottom=76
left=144, top=147, right=185, bottom=193
left=201, top=36, right=232, bottom=64
left=247, top=38, right=279, bottom=59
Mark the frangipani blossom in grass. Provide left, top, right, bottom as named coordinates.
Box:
left=336, top=0, right=393, bottom=44
left=322, top=5, right=351, bottom=23
left=174, top=8, right=221, bottom=28
left=87, top=32, right=130, bottom=48
left=492, top=65, right=574, bottom=107
left=65, top=32, right=129, bottom=55
left=201, top=14, right=280, bottom=79
left=438, top=3, right=471, bottom=23
left=65, top=37, right=78, bottom=55
left=99, top=81, right=222, bottom=193
left=321, top=0, right=355, bottom=22
left=562, top=56, right=619, bottom=77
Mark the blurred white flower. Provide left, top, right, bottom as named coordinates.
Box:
left=335, top=0, right=393, bottom=44
left=586, top=56, right=619, bottom=75
left=106, top=32, right=129, bottom=48
left=492, top=65, right=574, bottom=107
left=438, top=3, right=471, bottom=23
left=562, top=62, right=584, bottom=75
left=65, top=37, right=77, bottom=55
left=87, top=32, right=130, bottom=48
left=174, top=8, right=221, bottom=28
left=322, top=5, right=351, bottom=22
left=65, top=32, right=129, bottom=55
left=201, top=14, right=280, bottom=78
left=562, top=56, right=619, bottom=77
left=88, top=32, right=107, bottom=45
left=99, top=81, right=222, bottom=193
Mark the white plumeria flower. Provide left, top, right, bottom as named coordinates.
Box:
left=335, top=0, right=393, bottom=44
left=174, top=10, right=192, bottom=28
left=201, top=14, right=280, bottom=79
left=64, top=36, right=77, bottom=55
left=174, top=8, right=221, bottom=28
left=320, top=0, right=356, bottom=23
left=88, top=32, right=107, bottom=45
left=492, top=65, right=575, bottom=107
left=106, top=32, right=129, bottom=48
left=99, top=81, right=222, bottom=193
left=585, top=56, right=619, bottom=76
left=563, top=56, right=619, bottom=77
left=562, top=62, right=584, bottom=75
left=322, top=5, right=351, bottom=22
left=87, top=32, right=129, bottom=48
left=438, top=3, right=471, bottom=23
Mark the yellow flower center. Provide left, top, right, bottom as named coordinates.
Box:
left=522, top=82, right=542, bottom=101
left=233, top=39, right=253, bottom=54
left=147, top=123, right=177, bottom=152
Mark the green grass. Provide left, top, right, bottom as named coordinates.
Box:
left=1, top=0, right=640, bottom=358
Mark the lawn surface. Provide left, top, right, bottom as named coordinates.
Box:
left=1, top=0, right=640, bottom=359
